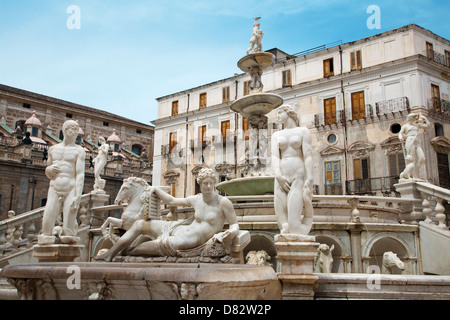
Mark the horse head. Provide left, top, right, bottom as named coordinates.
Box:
left=316, top=244, right=335, bottom=273
left=115, top=177, right=149, bottom=205
left=382, top=251, right=405, bottom=274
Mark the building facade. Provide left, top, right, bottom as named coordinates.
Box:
left=0, top=84, right=154, bottom=220
left=152, top=24, right=450, bottom=199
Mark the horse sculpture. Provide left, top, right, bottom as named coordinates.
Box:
left=313, top=244, right=335, bottom=273
left=382, top=251, right=405, bottom=274
left=100, top=177, right=159, bottom=242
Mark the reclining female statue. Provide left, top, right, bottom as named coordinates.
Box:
left=95, top=168, right=239, bottom=261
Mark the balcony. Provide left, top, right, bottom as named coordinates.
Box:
left=375, top=97, right=410, bottom=116
left=346, top=176, right=400, bottom=196
left=426, top=49, right=450, bottom=68
left=428, top=97, right=450, bottom=120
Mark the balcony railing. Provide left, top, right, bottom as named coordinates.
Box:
left=428, top=97, right=450, bottom=120
left=314, top=98, right=408, bottom=127
left=375, top=97, right=410, bottom=116
left=346, top=176, right=400, bottom=196
left=426, top=49, right=450, bottom=68
left=324, top=183, right=343, bottom=195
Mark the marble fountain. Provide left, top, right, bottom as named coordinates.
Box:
left=2, top=18, right=450, bottom=301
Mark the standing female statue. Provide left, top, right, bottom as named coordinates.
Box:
left=271, top=105, right=314, bottom=235
left=92, top=136, right=109, bottom=192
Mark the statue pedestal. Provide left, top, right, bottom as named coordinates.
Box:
left=275, top=234, right=319, bottom=300
left=33, top=243, right=83, bottom=262
left=89, top=192, right=110, bottom=227
left=394, top=180, right=424, bottom=224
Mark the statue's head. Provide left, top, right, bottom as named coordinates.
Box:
left=277, top=105, right=300, bottom=126
left=196, top=168, right=216, bottom=185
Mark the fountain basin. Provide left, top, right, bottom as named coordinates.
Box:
left=237, top=52, right=275, bottom=72
left=216, top=176, right=274, bottom=196
left=230, top=93, right=283, bottom=118
left=1, top=262, right=281, bottom=300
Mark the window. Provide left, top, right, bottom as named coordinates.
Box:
left=168, top=183, right=176, bottom=197
left=172, top=100, right=178, bottom=116
left=446, top=50, right=450, bottom=67
left=282, top=70, right=292, bottom=87
left=350, top=50, right=362, bottom=70
left=243, top=81, right=251, bottom=96
left=169, top=132, right=177, bottom=153
left=431, top=84, right=441, bottom=112
left=199, top=93, right=207, bottom=109
left=324, top=97, right=337, bottom=125
left=437, top=152, right=450, bottom=189
left=435, top=123, right=444, bottom=137
left=198, top=125, right=206, bottom=146
left=66, top=113, right=73, bottom=118
left=426, top=42, right=434, bottom=59
left=222, top=86, right=230, bottom=103
left=221, top=120, right=230, bottom=141
left=22, top=103, right=31, bottom=109
left=136, top=129, right=142, bottom=134
left=103, top=121, right=109, bottom=127
left=131, top=144, right=142, bottom=156
left=325, top=161, right=341, bottom=195
left=242, top=117, right=249, bottom=140
left=327, top=133, right=337, bottom=144
left=323, top=58, right=334, bottom=77
left=351, top=91, right=365, bottom=120
left=388, top=152, right=405, bottom=177
left=354, top=158, right=370, bottom=180
left=31, top=127, right=39, bottom=137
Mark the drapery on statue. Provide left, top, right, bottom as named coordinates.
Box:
left=95, top=168, right=240, bottom=262
left=40, top=120, right=86, bottom=241
left=271, top=105, right=314, bottom=235
left=247, top=17, right=264, bottom=54
left=398, top=113, right=430, bottom=180
left=92, top=136, right=109, bottom=193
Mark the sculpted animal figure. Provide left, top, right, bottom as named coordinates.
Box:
left=246, top=250, right=272, bottom=267
left=100, top=177, right=154, bottom=242
left=382, top=251, right=405, bottom=274
left=313, top=244, right=335, bottom=273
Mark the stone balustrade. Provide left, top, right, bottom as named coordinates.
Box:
left=416, top=181, right=449, bottom=230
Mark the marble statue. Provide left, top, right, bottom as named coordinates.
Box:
left=382, top=251, right=405, bottom=274
left=271, top=105, right=314, bottom=235
left=100, top=177, right=154, bottom=242
left=247, top=17, right=264, bottom=54
left=95, top=168, right=240, bottom=261
left=398, top=113, right=430, bottom=180
left=40, top=120, right=86, bottom=241
left=249, top=66, right=263, bottom=93
left=246, top=250, right=272, bottom=267
left=313, top=244, right=334, bottom=273
left=92, top=136, right=109, bottom=193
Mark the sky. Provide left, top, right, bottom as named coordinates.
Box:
left=0, top=1, right=449, bottom=126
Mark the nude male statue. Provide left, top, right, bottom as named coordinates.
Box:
left=40, top=120, right=86, bottom=240
left=95, top=168, right=239, bottom=261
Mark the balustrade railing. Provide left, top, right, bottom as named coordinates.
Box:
left=346, top=176, right=399, bottom=195
left=427, top=97, right=450, bottom=120
left=416, top=181, right=449, bottom=230
left=375, top=97, right=410, bottom=116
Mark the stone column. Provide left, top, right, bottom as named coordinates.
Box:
left=275, top=234, right=320, bottom=300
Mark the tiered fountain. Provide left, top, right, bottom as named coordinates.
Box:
left=216, top=17, right=282, bottom=196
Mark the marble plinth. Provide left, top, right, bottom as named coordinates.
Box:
left=275, top=234, right=320, bottom=300
left=33, top=244, right=83, bottom=262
